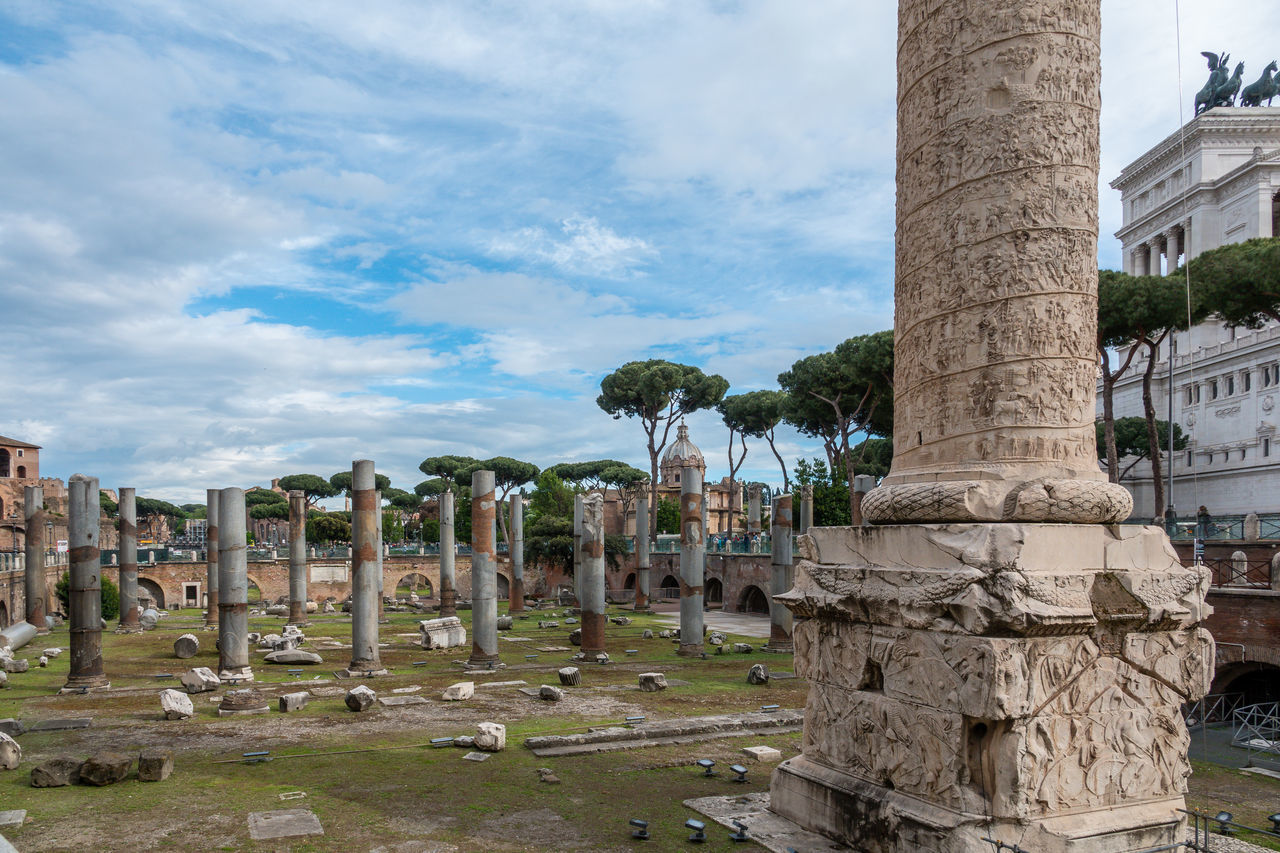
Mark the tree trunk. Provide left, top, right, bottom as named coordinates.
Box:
left=647, top=432, right=660, bottom=542
left=766, top=431, right=789, bottom=492
left=1141, top=338, right=1165, bottom=520
left=1100, top=346, right=1119, bottom=482
left=842, top=434, right=858, bottom=524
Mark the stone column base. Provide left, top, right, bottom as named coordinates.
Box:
left=769, top=522, right=1212, bottom=853
left=217, top=666, right=254, bottom=683
left=336, top=667, right=388, bottom=679
left=59, top=677, right=110, bottom=694
left=770, top=756, right=1184, bottom=853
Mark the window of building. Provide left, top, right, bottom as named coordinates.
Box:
left=1241, top=448, right=1247, bottom=460
left=15, top=449, right=22, bottom=457
left=1265, top=366, right=1273, bottom=388
left=1244, top=371, right=1252, bottom=392
left=1187, top=451, right=1193, bottom=466
left=1185, top=386, right=1194, bottom=405
left=1210, top=379, right=1218, bottom=400
left=1265, top=438, right=1272, bottom=457
left=1195, top=384, right=1201, bottom=403
left=1226, top=375, right=1235, bottom=395
left=1207, top=452, right=1214, bottom=464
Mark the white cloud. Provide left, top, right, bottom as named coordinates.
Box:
left=489, top=216, right=658, bottom=278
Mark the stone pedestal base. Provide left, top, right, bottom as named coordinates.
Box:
left=113, top=625, right=143, bottom=635
left=768, top=523, right=1212, bottom=853
left=59, top=678, right=110, bottom=694
left=217, top=666, right=254, bottom=683
left=336, top=667, right=388, bottom=679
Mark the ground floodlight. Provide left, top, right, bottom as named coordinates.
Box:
left=1215, top=812, right=1237, bottom=836
left=625, top=715, right=646, bottom=726
left=1270, top=813, right=1280, bottom=833
left=629, top=818, right=650, bottom=840
left=729, top=764, right=748, bottom=783
left=697, top=759, right=716, bottom=776
left=760, top=703, right=779, bottom=712
left=729, top=819, right=750, bottom=842
left=685, top=819, right=706, bottom=843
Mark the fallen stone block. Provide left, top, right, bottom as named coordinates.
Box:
left=741, top=745, right=783, bottom=763
left=418, top=616, right=466, bottom=650
left=345, top=685, right=376, bottom=712
left=37, top=656, right=47, bottom=668
left=0, top=720, right=21, bottom=737
left=442, top=681, right=474, bottom=701
left=138, top=748, right=174, bottom=782
left=558, top=667, right=580, bottom=686
left=79, top=752, right=132, bottom=786
left=160, top=689, right=194, bottom=720
left=453, top=735, right=475, bottom=748
left=747, top=663, right=770, bottom=685
left=305, top=600, right=318, bottom=613
left=278, top=692, right=309, bottom=713
left=263, top=649, right=323, bottom=665
left=323, top=602, right=336, bottom=613
left=139, top=609, right=159, bottom=630
left=181, top=667, right=220, bottom=693
left=733, top=643, right=753, bottom=654
left=0, top=809, right=26, bottom=828
left=475, top=722, right=506, bottom=752
left=638, top=672, right=667, bottom=692
left=537, top=620, right=559, bottom=629
left=539, top=685, right=563, bottom=702
left=247, top=808, right=323, bottom=841
left=41, top=648, right=62, bottom=658
left=610, top=615, right=632, bottom=626
left=2, top=660, right=28, bottom=674
left=218, top=689, right=271, bottom=717
left=642, top=629, right=654, bottom=639
left=708, top=631, right=726, bottom=646
left=0, top=733, right=19, bottom=770
left=537, top=768, right=560, bottom=784
left=173, top=634, right=200, bottom=659
left=0, top=672, right=6, bottom=689
left=568, top=628, right=582, bottom=646
left=496, top=615, right=513, bottom=630
left=30, top=758, right=81, bottom=787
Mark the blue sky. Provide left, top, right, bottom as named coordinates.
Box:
left=1, top=1, right=1274, bottom=505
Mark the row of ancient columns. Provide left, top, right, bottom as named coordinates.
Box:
left=1128, top=221, right=1189, bottom=276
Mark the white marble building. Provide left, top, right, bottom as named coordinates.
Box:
left=1102, top=107, right=1280, bottom=518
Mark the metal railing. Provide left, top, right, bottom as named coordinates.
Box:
left=1157, top=513, right=1280, bottom=542
left=1185, top=693, right=1244, bottom=727
left=1184, top=808, right=1280, bottom=851
left=1232, top=701, right=1280, bottom=759
left=1203, top=556, right=1273, bottom=588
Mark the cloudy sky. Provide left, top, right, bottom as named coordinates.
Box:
left=1, top=2, right=1273, bottom=505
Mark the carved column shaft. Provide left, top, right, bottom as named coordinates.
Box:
left=23, top=486, right=48, bottom=634
left=864, top=0, right=1129, bottom=525
left=469, top=469, right=499, bottom=665
left=204, top=489, right=219, bottom=627
left=678, top=467, right=705, bottom=657
left=634, top=498, right=650, bottom=610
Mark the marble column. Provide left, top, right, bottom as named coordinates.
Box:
left=469, top=469, right=500, bottom=666
left=287, top=490, right=308, bottom=625
left=509, top=494, right=525, bottom=612
left=771, top=3, right=1207, bottom=850
left=116, top=488, right=141, bottom=632
left=579, top=493, right=606, bottom=656
left=217, top=487, right=252, bottom=682
left=572, top=493, right=584, bottom=605
left=747, top=484, right=763, bottom=534
left=23, top=486, right=48, bottom=634
left=62, top=475, right=109, bottom=692
left=764, top=494, right=793, bottom=653
left=634, top=498, right=650, bottom=611
left=798, top=484, right=813, bottom=535
left=345, top=460, right=386, bottom=677
left=677, top=467, right=704, bottom=657
left=204, top=489, right=219, bottom=628
left=439, top=489, right=456, bottom=617
left=1149, top=239, right=1163, bottom=276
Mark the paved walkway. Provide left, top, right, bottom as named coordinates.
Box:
left=650, top=607, right=772, bottom=639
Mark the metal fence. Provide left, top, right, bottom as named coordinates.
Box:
left=1185, top=693, right=1244, bottom=728
left=1153, top=513, right=1280, bottom=542
left=1231, top=701, right=1280, bottom=760
left=1203, top=556, right=1273, bottom=588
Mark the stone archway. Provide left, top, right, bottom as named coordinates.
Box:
left=737, top=584, right=769, bottom=614
left=0, top=600, right=8, bottom=629
left=137, top=577, right=166, bottom=610
left=623, top=573, right=636, bottom=590
left=706, top=577, right=724, bottom=605
left=659, top=574, right=680, bottom=601
left=395, top=573, right=434, bottom=600
left=246, top=579, right=262, bottom=604
left=1211, top=661, right=1280, bottom=707
left=497, top=573, right=510, bottom=599
left=0, top=449, right=9, bottom=478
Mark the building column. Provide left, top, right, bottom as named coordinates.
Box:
left=634, top=498, right=650, bottom=611
left=765, top=493, right=793, bottom=652
left=747, top=484, right=763, bottom=534
left=204, top=489, right=219, bottom=628
left=1149, top=239, right=1163, bottom=276
left=63, top=475, right=109, bottom=693
left=572, top=493, right=584, bottom=605
left=579, top=493, right=606, bottom=657
left=23, top=486, right=48, bottom=634
left=1165, top=227, right=1182, bottom=269
left=344, top=460, right=385, bottom=677
left=287, top=490, right=308, bottom=625
left=678, top=467, right=705, bottom=657
left=117, top=488, right=141, bottom=632
left=217, top=487, right=252, bottom=681
left=799, top=484, right=814, bottom=534
left=509, top=494, right=524, bottom=612
left=469, top=469, right=500, bottom=666
left=439, top=489, right=456, bottom=617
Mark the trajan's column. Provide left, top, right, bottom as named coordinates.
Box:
left=768, top=2, right=1212, bottom=851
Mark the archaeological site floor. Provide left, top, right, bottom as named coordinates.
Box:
left=2, top=605, right=1278, bottom=851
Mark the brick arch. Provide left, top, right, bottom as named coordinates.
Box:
left=705, top=576, right=724, bottom=605
left=137, top=577, right=167, bottom=610
left=0, top=600, right=8, bottom=629
left=393, top=572, right=434, bottom=599
left=737, top=584, right=769, bottom=614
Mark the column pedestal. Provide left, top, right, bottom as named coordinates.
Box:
left=768, top=523, right=1212, bottom=853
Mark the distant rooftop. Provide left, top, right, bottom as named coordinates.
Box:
left=0, top=435, right=40, bottom=449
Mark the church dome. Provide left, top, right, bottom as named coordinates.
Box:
left=661, top=423, right=706, bottom=486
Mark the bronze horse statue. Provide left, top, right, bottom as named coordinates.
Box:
left=1207, top=62, right=1245, bottom=111
left=1241, top=60, right=1279, bottom=107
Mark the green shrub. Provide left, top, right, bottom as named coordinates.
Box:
left=55, top=571, right=120, bottom=620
